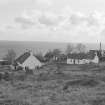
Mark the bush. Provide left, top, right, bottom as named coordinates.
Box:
left=63, top=79, right=99, bottom=90
left=90, top=98, right=105, bottom=105
left=13, top=72, right=26, bottom=81
left=16, top=74, right=26, bottom=81
left=0, top=73, right=3, bottom=81
left=16, top=66, right=23, bottom=71
left=37, top=73, right=48, bottom=81
left=3, top=72, right=10, bottom=81
left=25, top=69, right=34, bottom=75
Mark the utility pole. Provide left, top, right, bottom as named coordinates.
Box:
left=99, top=42, right=102, bottom=51
left=99, top=42, right=103, bottom=57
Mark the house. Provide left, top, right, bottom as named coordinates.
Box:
left=67, top=53, right=88, bottom=64
left=53, top=54, right=67, bottom=62
left=15, top=51, right=42, bottom=70
left=67, top=51, right=99, bottom=65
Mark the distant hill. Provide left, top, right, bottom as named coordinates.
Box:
left=0, top=41, right=104, bottom=59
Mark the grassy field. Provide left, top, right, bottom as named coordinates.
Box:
left=0, top=64, right=105, bottom=105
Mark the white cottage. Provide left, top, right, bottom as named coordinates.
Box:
left=67, top=59, right=74, bottom=64
left=67, top=53, right=87, bottom=64
left=89, top=52, right=99, bottom=64
left=67, top=52, right=99, bottom=65
left=15, top=51, right=42, bottom=70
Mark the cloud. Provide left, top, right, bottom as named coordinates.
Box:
left=15, top=16, right=35, bottom=29
left=35, top=0, right=52, bottom=6
left=13, top=6, right=105, bottom=42
left=38, top=12, right=62, bottom=27
left=34, top=0, right=53, bottom=10
left=14, top=8, right=105, bottom=31
left=14, top=10, right=63, bottom=29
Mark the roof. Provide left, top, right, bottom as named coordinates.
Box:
left=35, top=55, right=45, bottom=63
left=89, top=50, right=102, bottom=58
left=15, top=52, right=30, bottom=64
left=99, top=56, right=105, bottom=62
left=87, top=52, right=95, bottom=59
left=67, top=53, right=88, bottom=60
left=55, top=54, right=67, bottom=58
left=67, top=52, right=98, bottom=60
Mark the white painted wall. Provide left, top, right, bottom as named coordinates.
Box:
left=22, top=54, right=42, bottom=69
left=91, top=55, right=99, bottom=64
left=75, top=59, right=79, bottom=64
left=67, top=59, right=74, bottom=64
left=67, top=54, right=99, bottom=65
left=67, top=59, right=92, bottom=65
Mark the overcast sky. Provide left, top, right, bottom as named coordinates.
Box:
left=0, top=0, right=105, bottom=43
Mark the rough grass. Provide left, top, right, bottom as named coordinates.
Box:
left=0, top=99, right=31, bottom=105
left=0, top=64, right=104, bottom=105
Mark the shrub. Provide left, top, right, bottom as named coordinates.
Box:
left=25, top=69, right=34, bottom=75
left=17, top=74, right=26, bottom=81
left=63, top=79, right=99, bottom=90
left=0, top=73, right=3, bottom=81
left=90, top=98, right=105, bottom=105
left=3, top=72, right=10, bottom=81
left=13, top=72, right=26, bottom=81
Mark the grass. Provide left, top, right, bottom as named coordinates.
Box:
left=0, top=64, right=104, bottom=105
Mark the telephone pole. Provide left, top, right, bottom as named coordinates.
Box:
left=100, top=42, right=102, bottom=51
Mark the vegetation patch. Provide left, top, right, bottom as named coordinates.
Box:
left=0, top=99, right=32, bottom=105
left=89, top=98, right=105, bottom=105
left=63, top=79, right=100, bottom=90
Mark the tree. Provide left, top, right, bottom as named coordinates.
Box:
left=52, top=49, right=61, bottom=61
left=65, top=44, right=74, bottom=55
left=44, top=50, right=54, bottom=61
left=35, top=51, right=45, bottom=62
left=44, top=49, right=61, bottom=62
left=76, top=43, right=86, bottom=53
left=3, top=49, right=16, bottom=65
left=52, top=49, right=61, bottom=56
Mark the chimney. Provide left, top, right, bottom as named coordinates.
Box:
left=25, top=49, right=33, bottom=55
left=29, top=50, right=33, bottom=56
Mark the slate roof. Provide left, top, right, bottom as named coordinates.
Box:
left=15, top=52, right=30, bottom=64
left=67, top=51, right=98, bottom=60
left=35, top=55, right=46, bottom=63
left=87, top=52, right=96, bottom=59
left=67, top=53, right=88, bottom=60
left=15, top=51, right=44, bottom=65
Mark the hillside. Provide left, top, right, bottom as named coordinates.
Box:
left=0, top=64, right=105, bottom=105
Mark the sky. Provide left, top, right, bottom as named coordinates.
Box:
left=0, top=0, right=105, bottom=43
